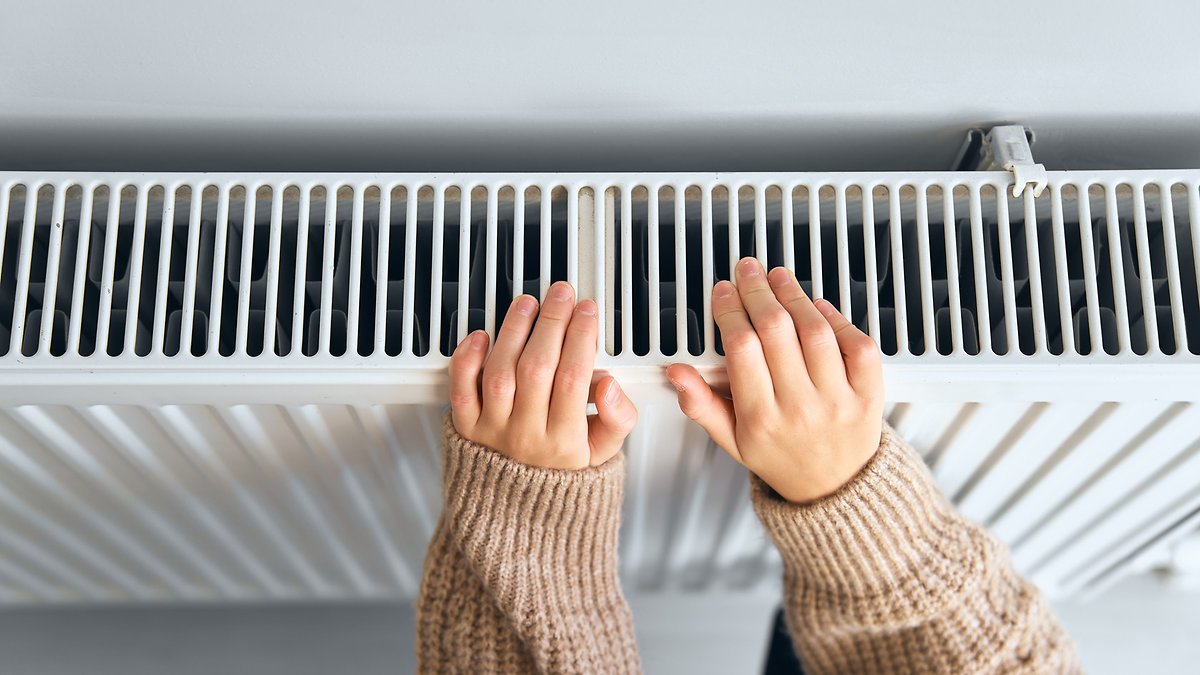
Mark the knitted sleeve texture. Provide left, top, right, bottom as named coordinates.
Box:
left=417, top=415, right=640, bottom=674
left=751, top=425, right=1082, bottom=675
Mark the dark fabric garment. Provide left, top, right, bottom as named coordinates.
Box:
left=763, top=607, right=804, bottom=675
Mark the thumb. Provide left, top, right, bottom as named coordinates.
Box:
left=588, top=377, right=637, bottom=466
left=665, top=364, right=741, bottom=463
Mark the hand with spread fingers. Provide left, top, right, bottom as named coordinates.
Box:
left=666, top=257, right=884, bottom=504
left=447, top=280, right=637, bottom=470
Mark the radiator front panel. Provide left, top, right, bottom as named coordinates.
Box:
left=0, top=400, right=1197, bottom=604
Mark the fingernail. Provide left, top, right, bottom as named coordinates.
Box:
left=768, top=267, right=793, bottom=288
left=737, top=257, right=761, bottom=277
left=713, top=281, right=735, bottom=298
left=549, top=281, right=573, bottom=301
left=577, top=299, right=597, bottom=316
left=605, top=379, right=622, bottom=405
left=814, top=298, right=836, bottom=316
left=515, top=296, right=536, bottom=315
left=668, top=376, right=685, bottom=393
left=471, top=331, right=487, bottom=350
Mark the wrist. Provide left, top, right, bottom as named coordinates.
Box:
left=760, top=428, right=884, bottom=505
left=766, top=452, right=879, bottom=505
left=441, top=413, right=626, bottom=557
left=751, top=427, right=969, bottom=598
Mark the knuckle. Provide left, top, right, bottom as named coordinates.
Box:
left=864, top=333, right=883, bottom=355
left=742, top=286, right=773, bottom=302
left=781, top=295, right=808, bottom=314
left=507, top=423, right=539, bottom=444
left=849, top=337, right=880, bottom=362
left=681, top=405, right=703, bottom=422
left=775, top=281, right=806, bottom=300
left=566, top=324, right=595, bottom=343
left=798, top=401, right=825, bottom=423
left=498, top=318, right=531, bottom=340
left=832, top=404, right=860, bottom=425
left=721, top=330, right=759, bottom=355
left=619, top=404, right=639, bottom=430
left=567, top=320, right=598, bottom=344
left=740, top=409, right=770, bottom=433
left=509, top=435, right=537, bottom=452
left=713, top=306, right=745, bottom=325
left=556, top=365, right=592, bottom=391
left=755, top=308, right=793, bottom=335
left=800, top=320, right=835, bottom=346
left=678, top=397, right=703, bottom=420
left=448, top=352, right=473, bottom=375
left=518, top=353, right=557, bottom=382
left=449, top=391, right=476, bottom=408
left=740, top=424, right=763, bottom=445
left=536, top=307, right=569, bottom=325
left=779, top=399, right=805, bottom=421
left=483, top=372, right=516, bottom=398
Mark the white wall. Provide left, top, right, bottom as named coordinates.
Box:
left=2, top=1, right=1198, bottom=172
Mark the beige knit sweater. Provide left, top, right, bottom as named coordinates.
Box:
left=418, top=418, right=1080, bottom=674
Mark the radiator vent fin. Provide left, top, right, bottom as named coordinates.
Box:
left=3, top=174, right=1198, bottom=361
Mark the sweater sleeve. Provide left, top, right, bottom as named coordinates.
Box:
left=416, top=414, right=640, bottom=674
left=752, top=425, right=1081, bottom=675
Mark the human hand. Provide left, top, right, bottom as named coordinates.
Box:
left=666, top=258, right=884, bottom=504
left=448, top=281, right=638, bottom=470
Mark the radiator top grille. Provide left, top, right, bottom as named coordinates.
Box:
left=3, top=172, right=1198, bottom=365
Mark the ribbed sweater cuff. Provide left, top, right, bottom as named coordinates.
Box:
left=440, top=414, right=627, bottom=610
left=752, top=425, right=983, bottom=613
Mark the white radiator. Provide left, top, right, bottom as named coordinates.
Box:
left=1, top=170, right=1198, bottom=604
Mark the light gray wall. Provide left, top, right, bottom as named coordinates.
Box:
left=2, top=0, right=1198, bottom=172
left=0, top=595, right=776, bottom=675
left=2, top=580, right=1199, bottom=674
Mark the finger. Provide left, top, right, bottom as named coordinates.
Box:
left=549, top=299, right=599, bottom=428
left=764, top=267, right=815, bottom=392
left=815, top=298, right=883, bottom=398
left=712, top=280, right=773, bottom=414
left=588, top=376, right=638, bottom=466
left=449, top=330, right=489, bottom=433
left=665, top=363, right=741, bottom=463
left=767, top=268, right=847, bottom=392
left=513, top=281, right=576, bottom=424
left=734, top=258, right=805, bottom=383
left=480, top=294, right=538, bottom=423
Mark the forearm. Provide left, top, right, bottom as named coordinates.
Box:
left=417, top=415, right=640, bottom=674
left=753, top=426, right=1080, bottom=675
